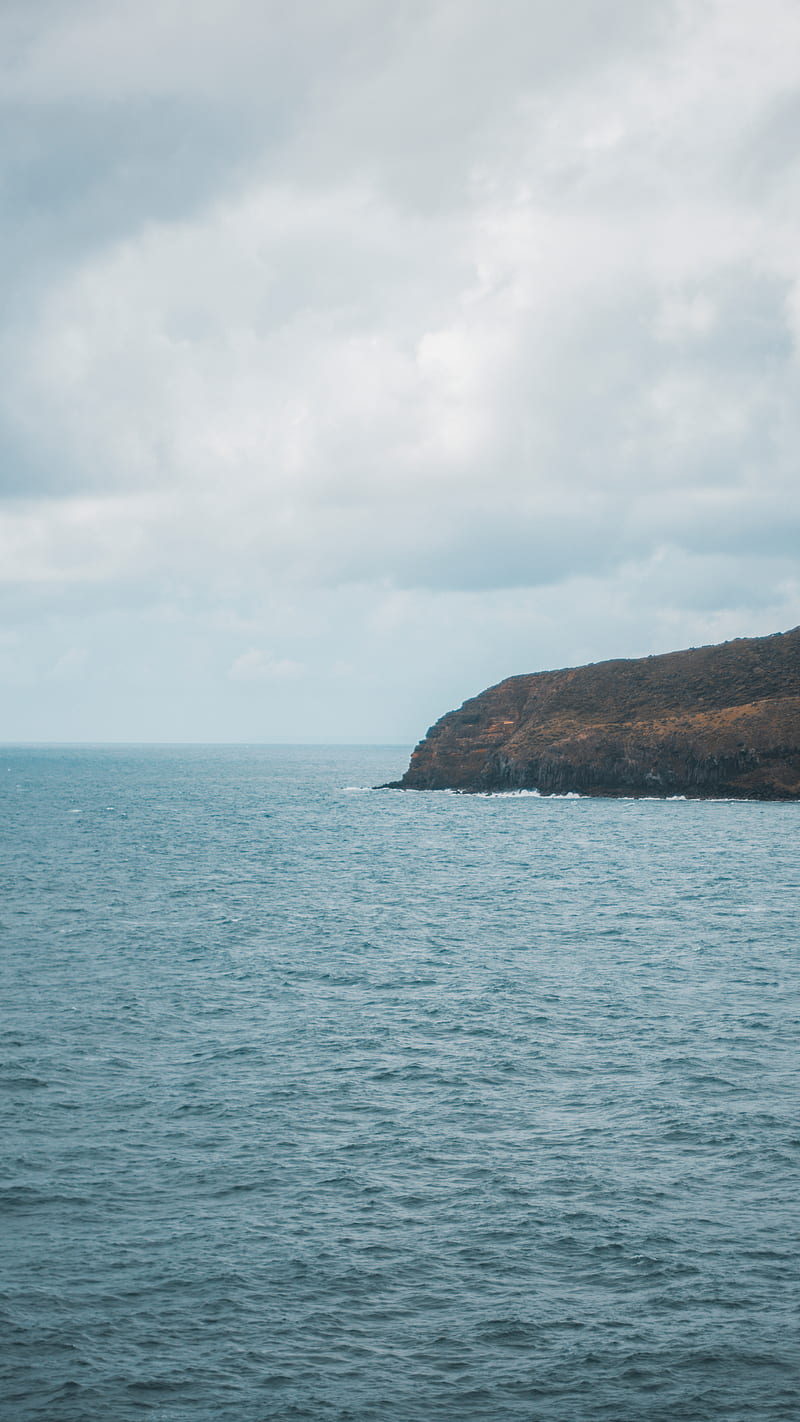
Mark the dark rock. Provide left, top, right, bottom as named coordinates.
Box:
left=386, top=627, right=800, bottom=799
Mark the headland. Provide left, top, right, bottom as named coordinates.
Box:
left=387, top=627, right=800, bottom=799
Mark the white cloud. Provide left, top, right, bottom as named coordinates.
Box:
left=1, top=0, right=800, bottom=738
left=50, top=646, right=88, bottom=679
left=229, top=649, right=305, bottom=682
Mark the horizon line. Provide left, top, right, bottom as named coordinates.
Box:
left=0, top=740, right=412, bottom=748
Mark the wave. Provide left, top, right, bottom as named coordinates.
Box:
left=473, top=789, right=584, bottom=799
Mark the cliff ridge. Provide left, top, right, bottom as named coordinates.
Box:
left=388, top=628, right=800, bottom=799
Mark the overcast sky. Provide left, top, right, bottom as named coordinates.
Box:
left=2, top=0, right=799, bottom=742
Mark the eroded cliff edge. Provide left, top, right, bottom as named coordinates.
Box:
left=388, top=627, right=800, bottom=798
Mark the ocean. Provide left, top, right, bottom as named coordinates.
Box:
left=2, top=744, right=799, bottom=1421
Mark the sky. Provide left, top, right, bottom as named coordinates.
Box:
left=2, top=0, right=800, bottom=743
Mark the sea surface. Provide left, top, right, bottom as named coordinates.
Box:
left=2, top=744, right=799, bottom=1422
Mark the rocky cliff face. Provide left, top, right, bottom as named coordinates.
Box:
left=389, top=628, right=800, bottom=799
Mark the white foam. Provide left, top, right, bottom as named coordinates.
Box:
left=475, top=789, right=584, bottom=799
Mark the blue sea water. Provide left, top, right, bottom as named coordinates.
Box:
left=1, top=744, right=799, bottom=1422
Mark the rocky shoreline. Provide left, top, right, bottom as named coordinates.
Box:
left=386, top=628, right=800, bottom=800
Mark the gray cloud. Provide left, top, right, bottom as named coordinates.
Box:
left=1, top=0, right=799, bottom=739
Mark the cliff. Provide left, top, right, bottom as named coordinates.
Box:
left=388, top=627, right=800, bottom=799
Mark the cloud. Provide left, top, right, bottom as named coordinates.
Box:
left=1, top=0, right=799, bottom=738
left=229, top=649, right=305, bottom=682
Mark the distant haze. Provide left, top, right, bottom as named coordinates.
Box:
left=2, top=0, right=799, bottom=742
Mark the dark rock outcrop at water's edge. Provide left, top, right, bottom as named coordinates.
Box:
left=386, top=628, right=800, bottom=799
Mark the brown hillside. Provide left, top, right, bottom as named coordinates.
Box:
left=389, top=627, right=800, bottom=798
